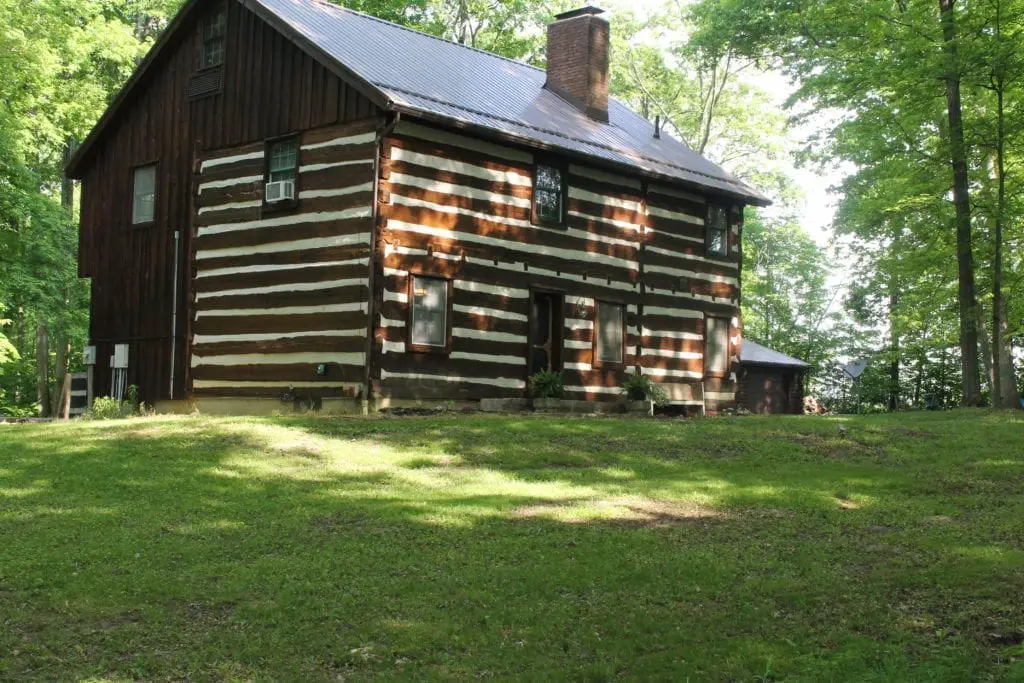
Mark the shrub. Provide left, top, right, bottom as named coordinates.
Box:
left=84, top=386, right=149, bottom=420
left=85, top=397, right=134, bottom=420
left=529, top=370, right=564, bottom=399
left=622, top=374, right=668, bottom=405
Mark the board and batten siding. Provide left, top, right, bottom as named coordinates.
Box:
left=188, top=119, right=379, bottom=399
left=75, top=0, right=382, bottom=405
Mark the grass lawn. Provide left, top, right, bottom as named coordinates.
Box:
left=1, top=410, right=1023, bottom=681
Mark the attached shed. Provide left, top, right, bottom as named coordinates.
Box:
left=738, top=341, right=810, bottom=415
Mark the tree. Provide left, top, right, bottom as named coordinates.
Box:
left=687, top=0, right=1023, bottom=408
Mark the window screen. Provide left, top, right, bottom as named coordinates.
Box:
left=267, top=139, right=298, bottom=184
left=202, top=10, right=226, bottom=69
left=132, top=164, right=156, bottom=225
left=411, top=277, right=447, bottom=349
left=707, top=205, right=729, bottom=257
left=705, top=317, right=730, bottom=375
left=534, top=164, right=563, bottom=224
left=596, top=302, right=624, bottom=364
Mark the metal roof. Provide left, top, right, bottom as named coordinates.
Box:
left=740, top=340, right=811, bottom=369
left=246, top=0, right=770, bottom=205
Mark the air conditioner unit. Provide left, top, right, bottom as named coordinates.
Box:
left=265, top=180, right=295, bottom=203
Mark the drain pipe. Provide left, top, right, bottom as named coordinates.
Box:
left=169, top=229, right=180, bottom=400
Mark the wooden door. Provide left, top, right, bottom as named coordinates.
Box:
left=530, top=292, right=562, bottom=373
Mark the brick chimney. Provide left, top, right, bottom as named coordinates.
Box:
left=545, top=6, right=610, bottom=123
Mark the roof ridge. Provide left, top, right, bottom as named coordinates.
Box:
left=310, top=0, right=546, bottom=73
left=380, top=82, right=752, bottom=190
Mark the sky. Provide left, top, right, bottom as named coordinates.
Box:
left=605, top=0, right=849, bottom=247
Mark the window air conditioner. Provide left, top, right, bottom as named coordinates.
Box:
left=265, top=180, right=295, bottom=203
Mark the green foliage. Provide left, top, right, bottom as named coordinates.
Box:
left=689, top=0, right=1024, bottom=408
left=83, top=386, right=147, bottom=420
left=83, top=397, right=134, bottom=420
left=528, top=370, right=564, bottom=399
left=621, top=373, right=668, bottom=404
left=0, top=0, right=179, bottom=413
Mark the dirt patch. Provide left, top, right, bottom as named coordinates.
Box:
left=922, top=515, right=956, bottom=524
left=511, top=497, right=727, bottom=528
left=310, top=512, right=370, bottom=532
left=788, top=432, right=881, bottom=459
left=178, top=600, right=235, bottom=627
left=888, top=427, right=939, bottom=440
left=95, top=609, right=143, bottom=630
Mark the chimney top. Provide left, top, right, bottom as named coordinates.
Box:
left=554, top=6, right=605, bottom=21
left=545, top=6, right=611, bottom=122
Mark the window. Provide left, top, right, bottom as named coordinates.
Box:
left=410, top=276, right=449, bottom=351
left=131, top=164, right=157, bottom=225
left=705, top=317, right=730, bottom=377
left=595, top=301, right=625, bottom=366
left=201, top=10, right=227, bottom=69
left=266, top=138, right=298, bottom=185
left=706, top=205, right=729, bottom=257
left=533, top=163, right=564, bottom=225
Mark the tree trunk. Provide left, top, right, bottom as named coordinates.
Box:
left=989, top=64, right=1021, bottom=408
left=61, top=139, right=75, bottom=212
left=939, top=0, right=983, bottom=406
left=888, top=289, right=900, bottom=411
left=994, top=297, right=1021, bottom=407
left=914, top=352, right=925, bottom=407
left=35, top=323, right=50, bottom=417
left=977, top=307, right=993, bottom=394
left=50, top=335, right=68, bottom=415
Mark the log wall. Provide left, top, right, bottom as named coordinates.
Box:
left=189, top=120, right=378, bottom=399
left=371, top=121, right=745, bottom=409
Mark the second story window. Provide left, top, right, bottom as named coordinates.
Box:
left=131, top=164, right=157, bottom=225
left=267, top=138, right=298, bottom=183
left=201, top=10, right=226, bottom=69
left=533, top=163, right=564, bottom=225
left=706, top=204, right=729, bottom=257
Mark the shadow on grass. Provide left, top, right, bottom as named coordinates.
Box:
left=0, top=412, right=1021, bottom=681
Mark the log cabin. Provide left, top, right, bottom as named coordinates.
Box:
left=66, top=0, right=770, bottom=414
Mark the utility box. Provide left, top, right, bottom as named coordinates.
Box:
left=112, top=344, right=129, bottom=369
left=82, top=346, right=97, bottom=366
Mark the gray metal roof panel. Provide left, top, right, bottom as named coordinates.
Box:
left=740, top=340, right=811, bottom=369
left=248, top=0, right=769, bottom=204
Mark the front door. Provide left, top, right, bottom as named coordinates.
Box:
left=530, top=292, right=562, bottom=373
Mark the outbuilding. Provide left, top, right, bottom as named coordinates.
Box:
left=737, top=341, right=810, bottom=414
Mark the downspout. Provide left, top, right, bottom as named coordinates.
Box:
left=169, top=229, right=180, bottom=400
left=363, top=112, right=402, bottom=408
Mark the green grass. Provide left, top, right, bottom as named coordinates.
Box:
left=1, top=410, right=1023, bottom=681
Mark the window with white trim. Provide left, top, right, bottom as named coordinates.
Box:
left=131, top=164, right=157, bottom=225
left=596, top=301, right=624, bottom=365
left=706, top=205, right=729, bottom=257
left=201, top=10, right=227, bottom=69
left=705, top=317, right=730, bottom=377
left=267, top=138, right=298, bottom=184
left=410, top=276, right=448, bottom=349
left=533, top=164, right=564, bottom=225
